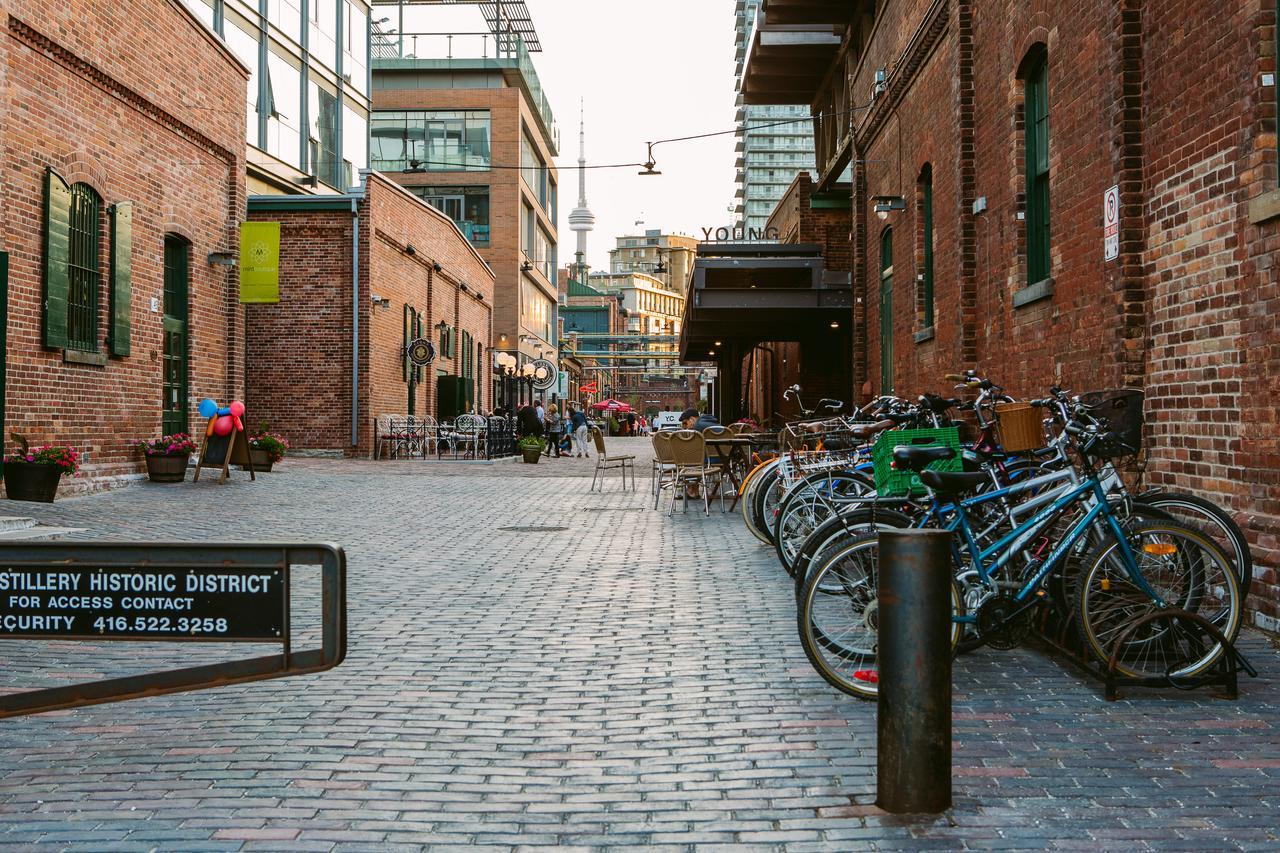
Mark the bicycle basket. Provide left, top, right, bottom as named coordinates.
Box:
left=872, top=427, right=962, bottom=497
left=994, top=402, right=1045, bottom=453
left=1078, top=389, right=1144, bottom=457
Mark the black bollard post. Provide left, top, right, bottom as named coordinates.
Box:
left=875, top=528, right=953, bottom=814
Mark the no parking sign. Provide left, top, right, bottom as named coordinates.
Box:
left=1103, top=185, right=1120, bottom=262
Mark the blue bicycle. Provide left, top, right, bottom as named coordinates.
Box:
left=798, top=424, right=1242, bottom=699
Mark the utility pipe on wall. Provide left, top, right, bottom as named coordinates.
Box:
left=350, top=197, right=360, bottom=447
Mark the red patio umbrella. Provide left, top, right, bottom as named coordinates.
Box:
left=590, top=399, right=632, bottom=413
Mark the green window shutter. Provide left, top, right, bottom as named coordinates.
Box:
left=43, top=169, right=72, bottom=349
left=402, top=305, right=411, bottom=382
left=108, top=202, right=133, bottom=356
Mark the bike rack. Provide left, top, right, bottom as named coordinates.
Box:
left=1031, top=607, right=1255, bottom=701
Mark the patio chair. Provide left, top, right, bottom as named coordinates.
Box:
left=668, top=430, right=724, bottom=515
left=455, top=414, right=486, bottom=458
left=590, top=428, right=636, bottom=492
left=374, top=414, right=394, bottom=459
left=651, top=431, right=678, bottom=509
left=420, top=415, right=439, bottom=456
left=383, top=415, right=417, bottom=459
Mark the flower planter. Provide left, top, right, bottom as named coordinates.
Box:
left=238, top=448, right=275, bottom=472
left=144, top=453, right=189, bottom=483
left=4, top=462, right=62, bottom=503
left=521, top=447, right=542, bottom=464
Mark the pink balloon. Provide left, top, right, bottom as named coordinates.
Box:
left=231, top=416, right=244, bottom=433
left=229, top=401, right=245, bottom=417
left=213, top=415, right=234, bottom=436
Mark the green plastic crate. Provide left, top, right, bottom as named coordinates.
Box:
left=871, top=427, right=963, bottom=497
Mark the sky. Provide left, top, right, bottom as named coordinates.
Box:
left=394, top=0, right=739, bottom=272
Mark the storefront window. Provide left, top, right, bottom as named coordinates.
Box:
left=370, top=111, right=491, bottom=171
left=409, top=187, right=490, bottom=247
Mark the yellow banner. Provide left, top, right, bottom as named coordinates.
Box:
left=239, top=221, right=281, bottom=304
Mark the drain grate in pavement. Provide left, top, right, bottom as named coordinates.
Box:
left=497, top=525, right=570, bottom=533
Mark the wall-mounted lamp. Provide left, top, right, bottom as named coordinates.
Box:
left=521, top=260, right=534, bottom=272
left=460, top=282, right=469, bottom=293
left=432, top=261, right=442, bottom=272
left=873, top=67, right=888, bottom=99
left=829, top=320, right=841, bottom=329
left=371, top=295, right=391, bottom=308
left=872, top=195, right=906, bottom=221
left=295, top=175, right=319, bottom=188
left=207, top=251, right=237, bottom=267
left=405, top=244, right=417, bottom=256
left=435, top=319, right=449, bottom=332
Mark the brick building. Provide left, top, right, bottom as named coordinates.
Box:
left=741, top=0, right=1280, bottom=628
left=0, top=0, right=247, bottom=493
left=371, top=15, right=561, bottom=410
left=245, top=172, right=494, bottom=457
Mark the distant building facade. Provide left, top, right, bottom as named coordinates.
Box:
left=608, top=230, right=698, bottom=293
left=371, top=17, right=560, bottom=408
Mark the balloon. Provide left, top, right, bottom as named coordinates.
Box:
left=229, top=401, right=245, bottom=417
left=213, top=415, right=234, bottom=436
left=198, top=398, right=218, bottom=419
left=231, top=416, right=244, bottom=433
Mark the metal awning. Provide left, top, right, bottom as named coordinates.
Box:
left=740, top=0, right=872, bottom=105
left=679, top=243, right=852, bottom=361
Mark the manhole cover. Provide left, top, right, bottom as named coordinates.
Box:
left=497, top=525, right=570, bottom=533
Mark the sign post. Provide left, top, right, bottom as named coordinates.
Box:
left=1103, top=185, right=1120, bottom=262
left=0, top=542, right=346, bottom=719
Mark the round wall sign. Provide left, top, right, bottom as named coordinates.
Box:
left=530, top=357, right=558, bottom=390
left=407, top=338, right=436, bottom=366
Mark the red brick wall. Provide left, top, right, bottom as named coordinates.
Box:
left=246, top=173, right=495, bottom=458
left=1, top=0, right=246, bottom=492
left=824, top=0, right=1280, bottom=628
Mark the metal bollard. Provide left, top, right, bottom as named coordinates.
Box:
left=875, top=528, right=953, bottom=814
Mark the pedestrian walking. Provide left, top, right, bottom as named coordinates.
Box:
left=626, top=412, right=636, bottom=437
left=544, top=404, right=563, bottom=457
left=516, top=403, right=542, bottom=439
left=569, top=404, right=590, bottom=457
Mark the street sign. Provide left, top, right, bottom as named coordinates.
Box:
left=0, top=543, right=347, bottom=719
left=1103, top=185, right=1120, bottom=262
left=0, top=566, right=284, bottom=641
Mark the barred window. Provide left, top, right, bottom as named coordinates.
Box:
left=67, top=183, right=101, bottom=351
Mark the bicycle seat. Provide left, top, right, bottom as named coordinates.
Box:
left=920, top=469, right=989, bottom=496
left=891, top=445, right=956, bottom=472
left=850, top=419, right=894, bottom=441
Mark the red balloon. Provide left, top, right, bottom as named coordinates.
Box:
left=213, top=415, right=234, bottom=436
left=229, top=401, right=245, bottom=418
left=231, top=416, right=244, bottom=433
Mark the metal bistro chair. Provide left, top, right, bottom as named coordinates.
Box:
left=651, top=431, right=678, bottom=509
left=374, top=414, right=394, bottom=459
left=454, top=414, right=486, bottom=459
left=590, top=427, right=636, bottom=492
left=419, top=415, right=439, bottom=456
left=668, top=429, right=724, bottom=515
left=383, top=415, right=418, bottom=459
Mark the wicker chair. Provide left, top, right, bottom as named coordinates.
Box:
left=668, top=430, right=724, bottom=515
left=590, top=428, right=636, bottom=492
left=651, top=431, right=678, bottom=508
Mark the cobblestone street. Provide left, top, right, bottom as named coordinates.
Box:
left=0, top=440, right=1278, bottom=851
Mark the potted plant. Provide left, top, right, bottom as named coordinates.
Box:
left=4, top=433, right=79, bottom=502
left=518, top=435, right=544, bottom=464
left=246, top=427, right=289, bottom=472
left=133, top=433, right=196, bottom=483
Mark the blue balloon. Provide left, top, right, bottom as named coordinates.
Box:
left=198, top=398, right=219, bottom=419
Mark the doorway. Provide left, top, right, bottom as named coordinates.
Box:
left=162, top=237, right=189, bottom=435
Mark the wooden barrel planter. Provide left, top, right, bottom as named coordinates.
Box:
left=144, top=453, right=190, bottom=483
left=243, top=448, right=274, bottom=472
left=4, top=462, right=62, bottom=502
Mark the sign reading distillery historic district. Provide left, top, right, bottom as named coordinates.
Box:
left=0, top=566, right=285, bottom=641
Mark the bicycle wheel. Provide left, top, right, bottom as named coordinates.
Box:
left=752, top=467, right=787, bottom=546
left=1136, top=491, right=1251, bottom=606
left=774, top=470, right=875, bottom=575
left=798, top=534, right=963, bottom=699
left=738, top=458, right=779, bottom=544
left=1074, top=520, right=1242, bottom=679
left=791, top=507, right=916, bottom=599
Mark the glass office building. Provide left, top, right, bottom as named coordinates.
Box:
left=181, top=0, right=371, bottom=194
left=733, top=0, right=816, bottom=232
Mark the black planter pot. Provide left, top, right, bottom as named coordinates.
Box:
left=144, top=453, right=189, bottom=483
left=521, top=447, right=542, bottom=464
left=4, top=462, right=63, bottom=502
